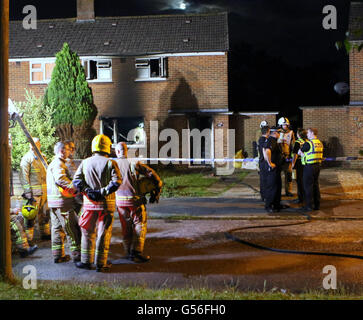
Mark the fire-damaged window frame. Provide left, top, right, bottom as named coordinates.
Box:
left=81, top=57, right=113, bottom=82
left=135, top=56, right=168, bottom=81
left=99, top=117, right=146, bottom=149
left=29, top=58, right=56, bottom=84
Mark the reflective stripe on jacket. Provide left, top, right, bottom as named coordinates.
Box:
left=46, top=156, right=75, bottom=209
left=19, top=150, right=47, bottom=196
left=73, top=154, right=122, bottom=211
left=305, top=139, right=323, bottom=164
left=278, top=129, right=295, bottom=158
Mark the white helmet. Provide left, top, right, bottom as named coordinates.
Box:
left=138, top=122, right=144, bottom=128
left=278, top=117, right=290, bottom=127
left=260, top=120, right=268, bottom=128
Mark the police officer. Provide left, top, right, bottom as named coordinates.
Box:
left=277, top=117, right=295, bottom=197
left=73, top=134, right=122, bottom=272
left=298, top=128, right=324, bottom=212
left=262, top=127, right=284, bottom=213
left=19, top=137, right=51, bottom=243
left=291, top=128, right=308, bottom=205
left=257, top=123, right=270, bottom=202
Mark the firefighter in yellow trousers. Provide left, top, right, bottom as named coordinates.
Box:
left=47, top=142, right=82, bottom=263
left=115, top=142, right=162, bottom=263
left=19, top=137, right=51, bottom=242
left=73, top=135, right=122, bottom=272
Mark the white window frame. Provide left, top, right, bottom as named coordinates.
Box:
left=135, top=57, right=167, bottom=82
left=29, top=58, right=56, bottom=84
left=81, top=58, right=113, bottom=83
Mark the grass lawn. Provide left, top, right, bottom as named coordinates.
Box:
left=157, top=166, right=249, bottom=198
left=0, top=277, right=361, bottom=300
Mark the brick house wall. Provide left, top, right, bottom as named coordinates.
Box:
left=349, top=48, right=363, bottom=103
left=230, top=113, right=278, bottom=157
left=301, top=106, right=363, bottom=168
left=9, top=53, right=229, bottom=164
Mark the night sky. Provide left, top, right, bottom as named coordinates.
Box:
left=9, top=0, right=359, bottom=121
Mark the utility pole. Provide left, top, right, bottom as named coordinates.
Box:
left=0, top=0, right=13, bottom=280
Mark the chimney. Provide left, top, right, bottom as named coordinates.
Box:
left=77, top=0, right=95, bottom=22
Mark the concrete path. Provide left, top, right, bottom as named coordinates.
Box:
left=10, top=168, right=363, bottom=293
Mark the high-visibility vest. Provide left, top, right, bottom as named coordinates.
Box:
left=305, top=138, right=323, bottom=164
left=295, top=138, right=308, bottom=165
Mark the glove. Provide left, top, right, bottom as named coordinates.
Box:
left=84, top=188, right=104, bottom=202
left=72, top=179, right=84, bottom=193
left=102, top=181, right=120, bottom=196
left=149, top=188, right=161, bottom=204
left=22, top=192, right=33, bottom=200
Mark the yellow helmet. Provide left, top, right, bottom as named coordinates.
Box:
left=91, top=134, right=112, bottom=154
left=21, top=202, right=38, bottom=220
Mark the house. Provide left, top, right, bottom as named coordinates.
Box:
left=299, top=2, right=363, bottom=168
left=9, top=0, right=236, bottom=166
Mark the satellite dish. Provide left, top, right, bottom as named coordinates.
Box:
left=334, top=82, right=349, bottom=96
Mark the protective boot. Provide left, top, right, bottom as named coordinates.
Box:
left=96, top=261, right=112, bottom=272
left=130, top=250, right=150, bottom=263
left=18, top=245, right=38, bottom=258
left=54, top=255, right=71, bottom=263
left=75, top=261, right=92, bottom=269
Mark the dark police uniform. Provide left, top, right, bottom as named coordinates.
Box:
left=300, top=138, right=323, bottom=210
left=258, top=135, right=269, bottom=201
left=263, top=136, right=283, bottom=212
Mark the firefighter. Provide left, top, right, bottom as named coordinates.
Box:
left=298, top=128, right=324, bottom=212
left=47, top=142, right=82, bottom=263
left=19, top=137, right=51, bottom=243
left=115, top=142, right=162, bottom=263
left=257, top=124, right=270, bottom=202
left=277, top=117, right=295, bottom=197
left=10, top=208, right=38, bottom=258
left=64, top=140, right=82, bottom=215
left=291, top=128, right=308, bottom=205
left=73, top=134, right=122, bottom=272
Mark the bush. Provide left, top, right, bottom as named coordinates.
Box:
left=9, top=91, right=59, bottom=170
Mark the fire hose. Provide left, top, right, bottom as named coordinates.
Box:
left=224, top=212, right=363, bottom=260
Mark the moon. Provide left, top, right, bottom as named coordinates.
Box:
left=179, top=2, right=186, bottom=10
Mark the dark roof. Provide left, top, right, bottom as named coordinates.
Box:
left=10, top=13, right=229, bottom=58
left=349, top=2, right=363, bottom=41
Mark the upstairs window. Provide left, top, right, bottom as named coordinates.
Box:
left=82, top=59, right=112, bottom=82
left=135, top=57, right=167, bottom=81
left=30, top=60, right=55, bottom=84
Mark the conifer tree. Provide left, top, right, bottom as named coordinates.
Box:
left=44, top=43, right=97, bottom=158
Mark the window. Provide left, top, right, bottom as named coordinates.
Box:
left=135, top=57, right=167, bottom=81
left=30, top=60, right=55, bottom=84
left=82, top=59, right=112, bottom=81
left=100, top=116, right=145, bottom=147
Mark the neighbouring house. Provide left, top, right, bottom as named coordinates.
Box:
left=9, top=0, right=234, bottom=167
left=300, top=2, right=363, bottom=168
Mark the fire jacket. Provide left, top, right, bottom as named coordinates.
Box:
left=46, top=155, right=76, bottom=210
left=73, top=154, right=122, bottom=211
left=115, top=158, right=161, bottom=207
left=19, top=150, right=47, bottom=196
left=278, top=129, right=295, bottom=158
